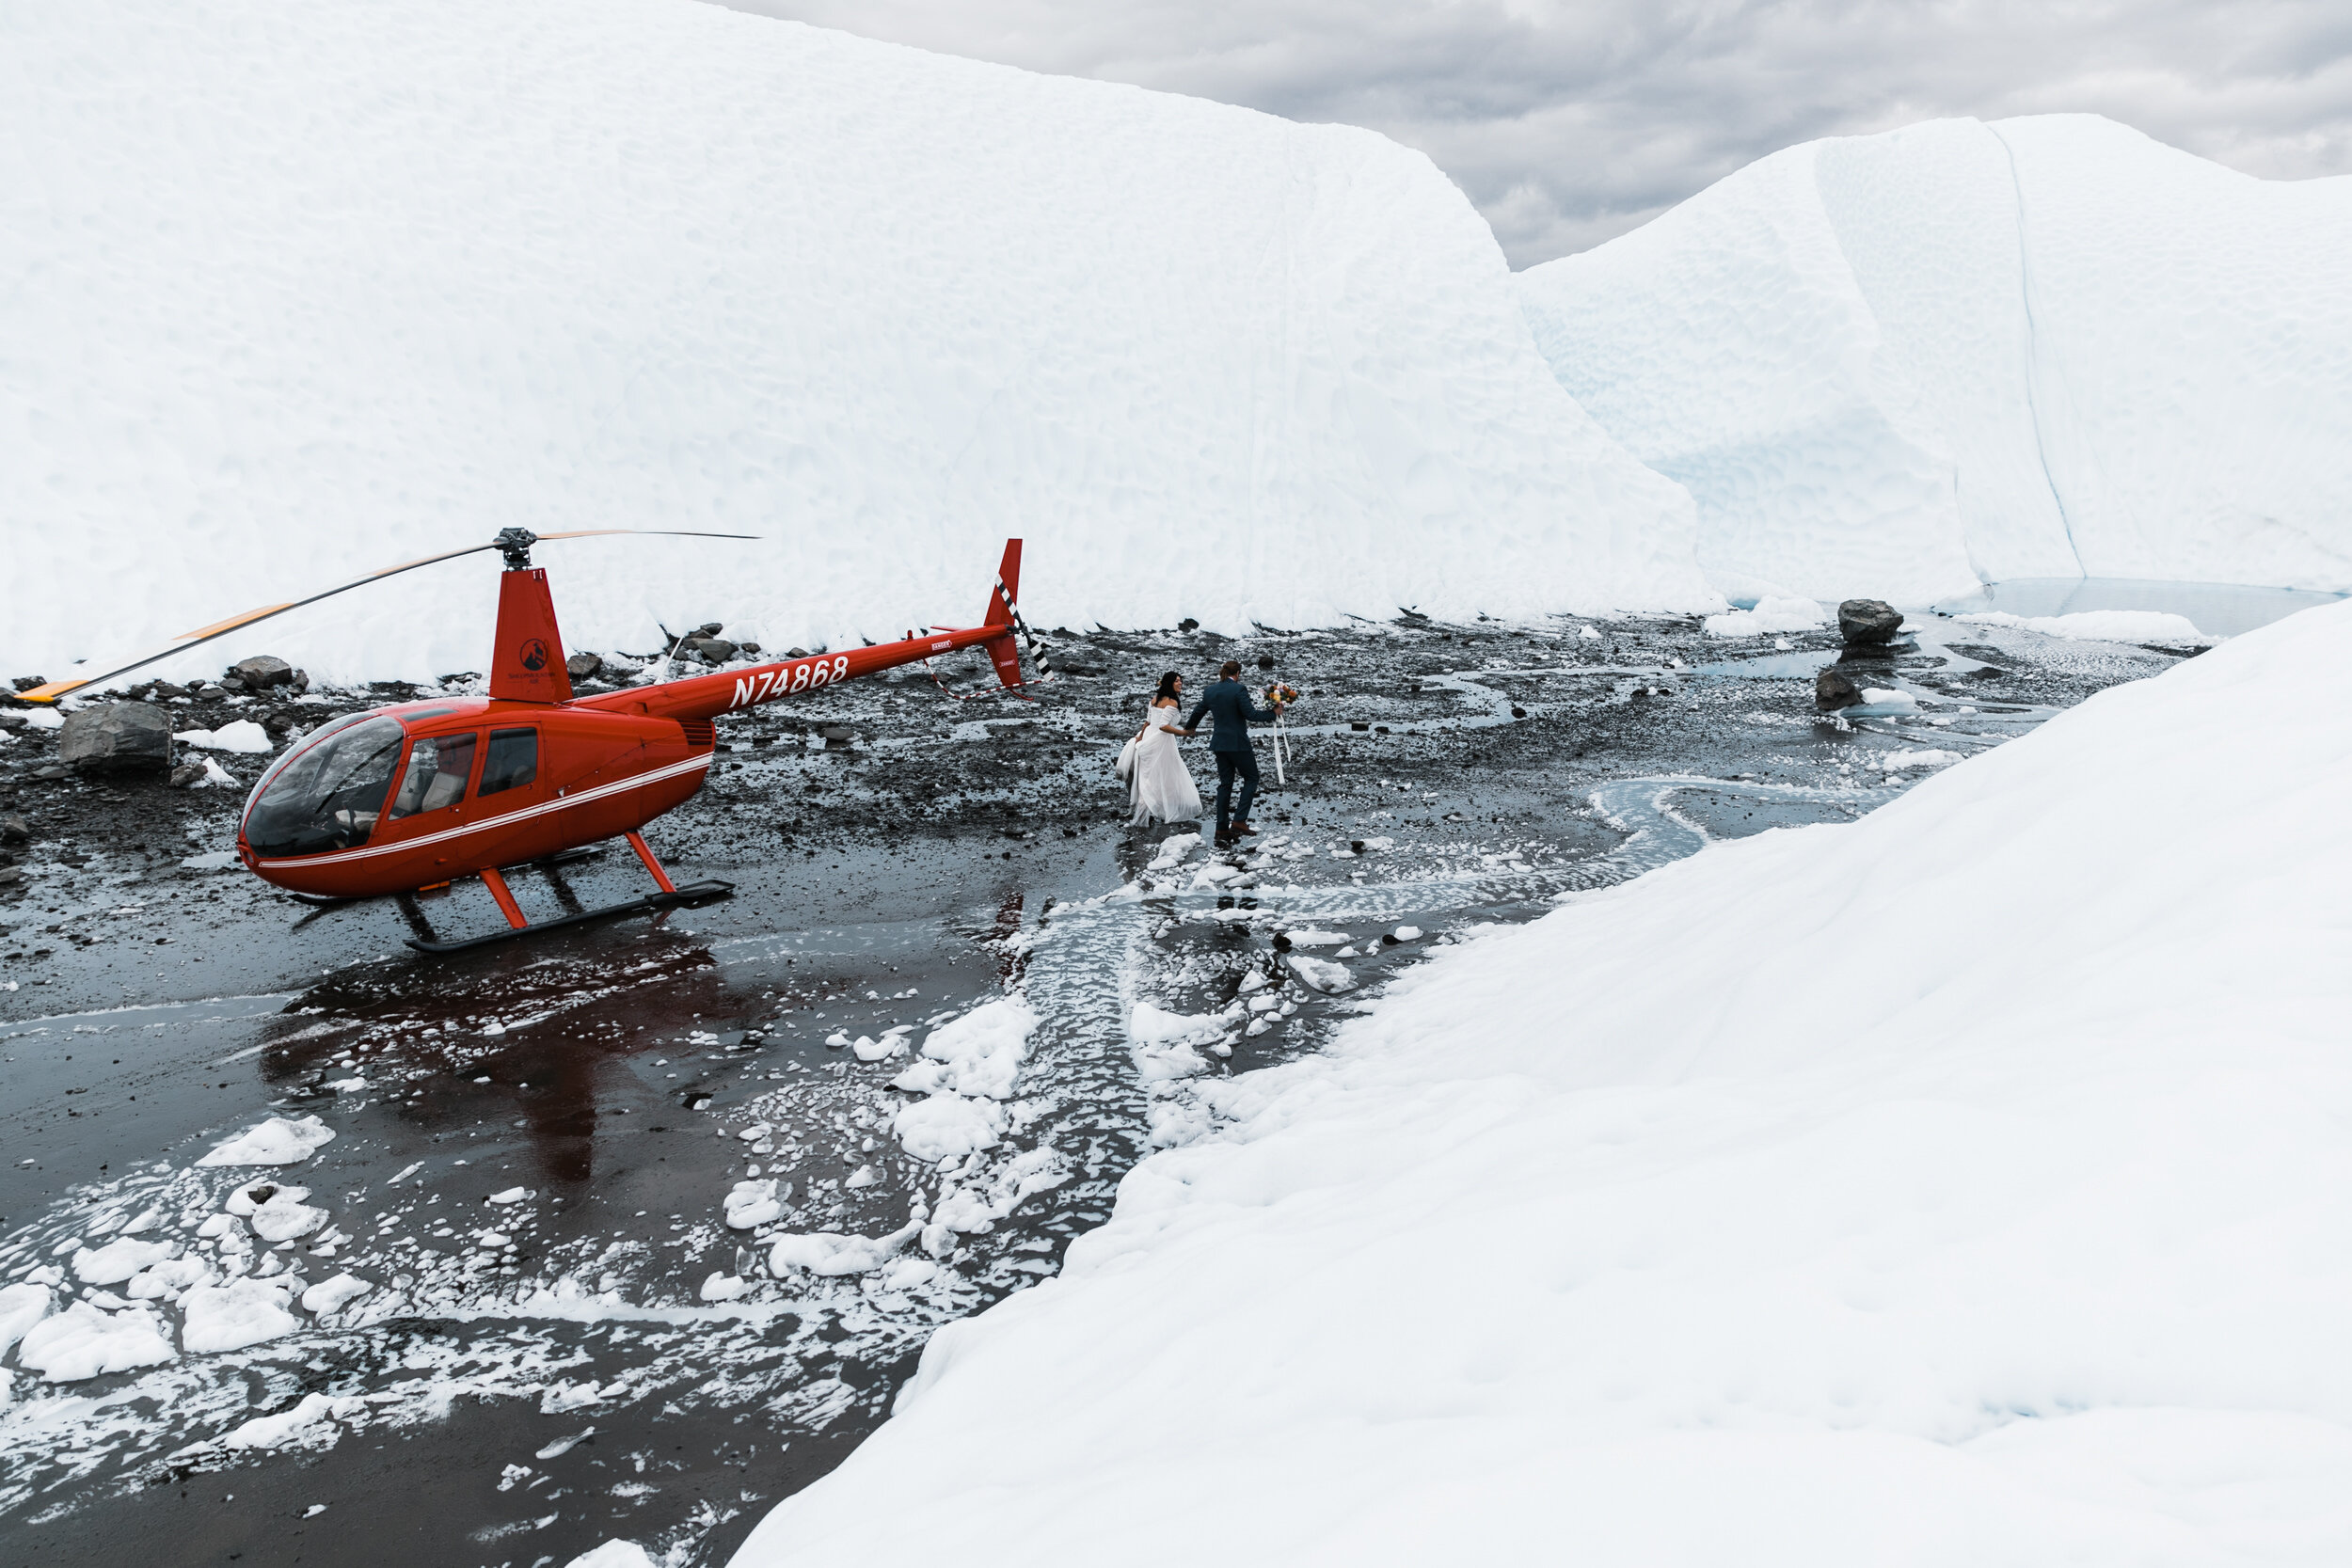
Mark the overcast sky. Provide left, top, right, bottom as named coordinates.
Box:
left=708, top=0, right=2352, bottom=268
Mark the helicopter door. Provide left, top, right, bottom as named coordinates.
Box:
left=477, top=727, right=539, bottom=800
left=388, top=733, right=480, bottom=819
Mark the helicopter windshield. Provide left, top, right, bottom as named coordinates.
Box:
left=243, top=717, right=406, bottom=858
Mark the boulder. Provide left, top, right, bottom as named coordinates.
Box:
left=0, top=813, right=28, bottom=845
left=10, top=675, right=47, bottom=692
left=694, top=622, right=724, bottom=639
left=687, top=638, right=738, bottom=664
left=230, top=655, right=294, bottom=688
left=565, top=652, right=605, bottom=681
left=1837, top=599, right=1905, bottom=645
left=1815, top=670, right=1864, bottom=712
left=57, top=703, right=173, bottom=774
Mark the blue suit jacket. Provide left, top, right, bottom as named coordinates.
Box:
left=1184, top=680, right=1279, bottom=752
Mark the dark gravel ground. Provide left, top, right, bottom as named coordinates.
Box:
left=0, top=610, right=2187, bottom=1568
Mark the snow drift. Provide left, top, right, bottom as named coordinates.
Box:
left=0, top=0, right=1705, bottom=687
left=1517, top=116, right=2352, bottom=606
left=735, top=598, right=2352, bottom=1565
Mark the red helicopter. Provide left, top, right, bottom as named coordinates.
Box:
left=20, top=530, right=1046, bottom=952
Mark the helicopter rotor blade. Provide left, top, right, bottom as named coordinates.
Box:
left=532, top=529, right=763, bottom=543
left=14, top=529, right=759, bottom=704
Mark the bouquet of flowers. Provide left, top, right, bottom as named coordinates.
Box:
left=1263, top=684, right=1299, bottom=784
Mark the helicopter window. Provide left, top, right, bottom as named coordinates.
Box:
left=478, top=728, right=538, bottom=798
left=243, top=717, right=406, bottom=858
left=389, top=733, right=479, bottom=819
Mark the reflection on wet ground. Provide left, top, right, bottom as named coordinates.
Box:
left=0, top=608, right=2204, bottom=1566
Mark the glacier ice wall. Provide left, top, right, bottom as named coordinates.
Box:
left=1517, top=116, right=2352, bottom=604
left=0, top=0, right=1707, bottom=686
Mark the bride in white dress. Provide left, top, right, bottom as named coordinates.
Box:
left=1123, top=671, right=1204, bottom=826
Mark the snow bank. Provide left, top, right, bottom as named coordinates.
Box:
left=1518, top=115, right=2352, bottom=604
left=0, top=0, right=1707, bottom=688
left=734, top=598, right=2352, bottom=1565
left=1957, top=610, right=2206, bottom=644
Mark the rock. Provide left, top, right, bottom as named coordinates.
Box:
left=787, top=647, right=809, bottom=659
left=1815, top=670, right=1864, bottom=711
left=0, top=814, right=26, bottom=844
left=169, top=763, right=207, bottom=789
left=737, top=641, right=761, bottom=656
left=687, top=638, right=738, bottom=664
left=694, top=622, right=724, bottom=638
left=819, top=724, right=852, bottom=747
left=565, top=652, right=604, bottom=681
left=229, top=655, right=294, bottom=689
left=150, top=682, right=191, bottom=699
left=10, top=675, right=47, bottom=691
left=1837, top=598, right=1905, bottom=645
left=58, top=703, right=173, bottom=774
left=290, top=670, right=310, bottom=694
left=262, top=711, right=298, bottom=737
left=1257, top=654, right=1277, bottom=671
left=1177, top=618, right=1200, bottom=633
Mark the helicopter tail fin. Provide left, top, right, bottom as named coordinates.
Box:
left=982, top=538, right=1022, bottom=628
left=976, top=539, right=1030, bottom=689
left=982, top=630, right=1025, bottom=689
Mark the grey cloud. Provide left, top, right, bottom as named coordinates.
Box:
left=708, top=0, right=2352, bottom=266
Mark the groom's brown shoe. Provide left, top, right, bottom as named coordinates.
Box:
left=1232, top=822, right=1258, bottom=836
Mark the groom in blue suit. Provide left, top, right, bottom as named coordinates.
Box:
left=1184, top=659, right=1284, bottom=845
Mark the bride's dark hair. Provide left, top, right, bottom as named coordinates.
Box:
left=1155, top=671, right=1182, bottom=702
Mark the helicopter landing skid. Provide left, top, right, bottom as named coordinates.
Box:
left=402, top=879, right=734, bottom=955
left=403, top=831, right=729, bottom=955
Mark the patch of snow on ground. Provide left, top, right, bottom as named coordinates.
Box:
left=1702, top=597, right=1827, bottom=637
left=891, top=997, right=1036, bottom=1101
left=179, top=1277, right=302, bottom=1354
left=172, top=720, right=273, bottom=753
left=194, top=1116, right=336, bottom=1166
left=733, top=598, right=2352, bottom=1566
left=17, top=1302, right=177, bottom=1382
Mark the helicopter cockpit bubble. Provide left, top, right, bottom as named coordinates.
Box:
left=244, top=716, right=406, bottom=858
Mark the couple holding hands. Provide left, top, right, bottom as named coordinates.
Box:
left=1121, top=659, right=1286, bottom=846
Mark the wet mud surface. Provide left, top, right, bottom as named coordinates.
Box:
left=0, top=611, right=2193, bottom=1567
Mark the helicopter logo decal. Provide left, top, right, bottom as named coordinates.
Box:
left=518, top=638, right=550, bottom=672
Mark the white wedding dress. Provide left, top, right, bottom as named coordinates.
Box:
left=1128, top=701, right=1203, bottom=825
